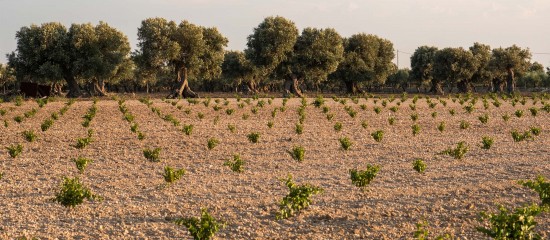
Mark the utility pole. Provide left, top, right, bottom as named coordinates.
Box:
left=396, top=50, right=399, bottom=69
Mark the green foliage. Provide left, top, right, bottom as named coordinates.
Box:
left=6, top=144, right=23, bottom=158
left=515, top=110, right=524, bottom=118
left=247, top=132, right=260, bottom=143
left=478, top=113, right=489, bottom=124
left=72, top=157, right=93, bottom=174
left=333, top=122, right=343, bottom=132
left=174, top=208, right=225, bottom=240
left=460, top=120, right=470, bottom=130
left=413, top=159, right=426, bottom=173
left=267, top=121, right=274, bottom=129
left=22, top=130, right=37, bottom=142
left=224, top=154, right=245, bottom=173
left=163, top=166, right=186, bottom=184
left=225, top=108, right=234, bottom=115
left=53, top=176, right=102, bottom=208
left=207, top=138, right=219, bottom=150
left=481, top=136, right=494, bottom=150
left=339, top=137, right=353, bottom=150
left=374, top=107, right=381, bottom=114
left=13, top=96, right=23, bottom=106
left=511, top=130, right=533, bottom=142
left=449, top=109, right=456, bottom=116
left=441, top=141, right=468, bottom=159
left=388, top=117, right=395, bottom=125
left=476, top=204, right=544, bottom=240
left=361, top=120, right=368, bottom=129
left=437, top=122, right=446, bottom=132
left=227, top=124, right=236, bottom=133
left=464, top=104, right=475, bottom=114
left=410, top=113, right=419, bottom=122
left=13, top=115, right=23, bottom=123
left=530, top=127, right=541, bottom=136
left=312, top=96, right=325, bottom=108
left=502, top=114, right=510, bottom=122
left=276, top=174, right=323, bottom=220
left=413, top=220, right=452, bottom=240
left=349, top=164, right=380, bottom=188
left=295, top=123, right=303, bottom=134
left=519, top=176, right=550, bottom=206
left=74, top=136, right=92, bottom=149
left=143, top=147, right=161, bottom=162
left=529, top=107, right=538, bottom=117
left=412, top=124, right=420, bottom=136
left=371, top=130, right=384, bottom=142
left=288, top=145, right=305, bottom=162
left=182, top=124, right=194, bottom=136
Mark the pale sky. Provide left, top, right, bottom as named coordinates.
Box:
left=1, top=0, right=549, bottom=69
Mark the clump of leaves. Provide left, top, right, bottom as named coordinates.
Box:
left=460, top=120, right=470, bottom=130
left=143, top=147, right=161, bottom=162
left=312, top=96, right=325, bottom=108
left=22, top=130, right=37, bottom=142
left=207, top=138, right=219, bottom=150
left=288, top=145, right=305, bottom=162
left=518, top=176, right=550, bottom=206
left=175, top=208, right=225, bottom=240
left=326, top=113, right=334, bottom=121
left=511, top=130, right=533, bottom=142
left=72, top=157, right=93, bottom=174
left=502, top=114, right=510, bottom=122
left=441, top=141, right=468, bottom=159
left=333, top=122, right=343, bottom=132
left=339, top=137, right=353, bottom=150
left=242, top=113, right=249, bottom=120
left=361, top=120, right=368, bottom=129
left=388, top=117, right=395, bottom=125
left=267, top=121, right=274, bottom=129
left=414, top=220, right=452, bottom=240
left=412, top=159, right=426, bottom=173
left=437, top=122, right=446, bottom=133
left=371, top=130, right=384, bottom=142
left=276, top=174, right=323, bottom=220
left=163, top=166, right=186, bottom=184
left=6, top=144, right=23, bottom=158
left=412, top=124, right=420, bottom=136
left=53, top=176, right=102, bottom=208
left=515, top=110, right=524, bottom=118
left=449, top=109, right=456, bottom=116
left=464, top=104, right=475, bottom=113
left=476, top=204, right=545, bottom=240
left=74, top=136, right=92, bottom=149
left=224, top=154, right=245, bottom=173
left=295, top=123, right=303, bottom=134
left=247, top=132, right=260, bottom=143
left=410, top=113, right=419, bottom=122
left=373, top=107, right=381, bottom=114
left=481, top=136, right=494, bottom=150
left=227, top=124, right=236, bottom=133
left=182, top=124, right=193, bottom=136
left=478, top=113, right=489, bottom=124
left=529, top=107, right=538, bottom=117
left=14, top=115, right=23, bottom=123
left=349, top=164, right=380, bottom=189
left=530, top=126, right=541, bottom=136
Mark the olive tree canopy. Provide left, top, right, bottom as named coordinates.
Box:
left=489, top=45, right=531, bottom=93
left=7, top=22, right=131, bottom=97
left=136, top=17, right=228, bottom=98
left=410, top=46, right=439, bottom=93
left=432, top=47, right=478, bottom=94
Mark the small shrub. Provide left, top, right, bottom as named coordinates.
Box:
left=247, top=132, right=260, bottom=143
left=207, top=138, right=219, bottom=150
left=294, top=123, right=304, bottom=134
left=476, top=204, right=544, bottom=240
left=441, top=141, right=468, bottom=159
left=361, top=120, right=368, bottom=129
left=449, top=109, right=456, bottom=116
left=242, top=113, right=249, bottom=120
left=14, top=115, right=23, bottom=123
left=174, top=208, right=225, bottom=240
left=182, top=124, right=193, bottom=136
left=481, top=136, right=494, bottom=150
left=530, top=127, right=541, bottom=136
left=72, top=157, right=93, bottom=174
left=412, top=159, right=426, bottom=173
left=197, top=112, right=205, bottom=120
left=371, top=130, right=384, bottom=142
left=224, top=154, right=245, bottom=173
left=411, top=124, right=420, bottom=136
left=373, top=107, right=381, bottom=114
left=478, top=114, right=489, bottom=124
left=460, top=120, right=470, bottom=130
left=6, top=144, right=23, bottom=158
left=339, top=137, right=353, bottom=150
left=227, top=124, right=236, bottom=133
left=464, top=104, right=475, bottom=113
left=389, top=106, right=398, bottom=112
left=225, top=108, right=234, bottom=115
left=267, top=121, right=274, bottom=128
left=276, top=174, right=323, bottom=220
left=410, top=113, right=418, bottom=122
left=333, top=122, right=343, bottom=132
left=53, top=176, right=102, bottom=208
left=326, top=113, right=334, bottom=121
left=312, top=96, right=325, bottom=107
left=515, top=110, right=523, bottom=118
left=74, top=136, right=92, bottom=149
left=143, top=147, right=161, bottom=162
left=502, top=114, right=510, bottom=122
left=163, top=166, right=186, bottom=184
left=437, top=122, right=445, bottom=133
left=137, top=131, right=146, bottom=140
left=288, top=146, right=305, bottom=162
left=22, top=130, right=38, bottom=142
left=511, top=130, right=533, bottom=142
left=518, top=176, right=550, bottom=206
left=388, top=117, right=395, bottom=125
left=130, top=122, right=139, bottom=133
left=349, top=164, right=380, bottom=189
left=431, top=111, right=437, bottom=118
left=529, top=107, right=538, bottom=117
left=51, top=112, right=59, bottom=120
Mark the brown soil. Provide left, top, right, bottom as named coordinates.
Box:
left=0, top=96, right=549, bottom=239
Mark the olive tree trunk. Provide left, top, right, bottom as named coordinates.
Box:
left=65, top=75, right=81, bottom=98
left=430, top=79, right=445, bottom=95
left=283, top=74, right=303, bottom=97
left=167, top=66, right=198, bottom=99
left=506, top=68, right=515, bottom=94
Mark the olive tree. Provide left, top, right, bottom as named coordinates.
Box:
left=387, top=68, right=410, bottom=92
left=245, top=16, right=298, bottom=94
left=7, top=22, right=131, bottom=97
left=469, top=42, right=492, bottom=92
left=489, top=45, right=531, bottom=93
left=410, top=46, right=439, bottom=93
left=332, top=34, right=395, bottom=94
left=0, top=63, right=16, bottom=93
left=432, top=47, right=478, bottom=94
left=221, top=51, right=256, bottom=93
left=136, top=18, right=228, bottom=98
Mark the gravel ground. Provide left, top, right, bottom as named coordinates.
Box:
left=0, top=95, right=548, bottom=239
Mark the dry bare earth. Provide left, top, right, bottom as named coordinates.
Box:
left=0, top=96, right=549, bottom=239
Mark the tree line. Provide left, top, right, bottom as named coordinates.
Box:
left=2, top=16, right=549, bottom=98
